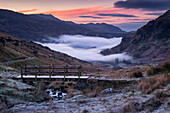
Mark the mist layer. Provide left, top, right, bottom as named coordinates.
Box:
left=38, top=35, right=132, bottom=62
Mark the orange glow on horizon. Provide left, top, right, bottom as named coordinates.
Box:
left=18, top=9, right=38, bottom=13
left=37, top=5, right=160, bottom=24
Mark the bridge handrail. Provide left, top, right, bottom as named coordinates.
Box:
left=20, top=65, right=82, bottom=80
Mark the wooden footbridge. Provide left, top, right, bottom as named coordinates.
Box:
left=16, top=65, right=89, bottom=82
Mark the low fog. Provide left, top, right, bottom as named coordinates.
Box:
left=38, top=35, right=132, bottom=62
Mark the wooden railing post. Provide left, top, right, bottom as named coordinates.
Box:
left=64, top=66, right=66, bottom=81
left=24, top=64, right=27, bottom=76
left=78, top=66, right=81, bottom=81
left=21, top=67, right=23, bottom=81
left=51, top=64, right=54, bottom=80
left=35, top=65, right=37, bottom=81
left=49, top=65, right=51, bottom=80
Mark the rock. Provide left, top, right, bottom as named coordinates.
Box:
left=142, top=97, right=162, bottom=112
left=101, top=88, right=121, bottom=94
left=72, top=91, right=83, bottom=96
left=71, top=95, right=86, bottom=100
left=0, top=77, right=48, bottom=108
left=87, top=92, right=97, bottom=98
left=66, top=88, right=83, bottom=98
left=121, top=101, right=141, bottom=112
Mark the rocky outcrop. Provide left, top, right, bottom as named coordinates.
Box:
left=0, top=77, right=49, bottom=111
left=101, top=10, right=170, bottom=62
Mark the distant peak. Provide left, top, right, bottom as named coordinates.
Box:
left=30, top=13, right=61, bottom=21
left=163, top=10, right=170, bottom=16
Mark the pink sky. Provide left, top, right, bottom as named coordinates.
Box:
left=0, top=0, right=166, bottom=31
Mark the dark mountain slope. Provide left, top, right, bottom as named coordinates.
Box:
left=29, top=14, right=62, bottom=22
left=0, top=31, right=102, bottom=73
left=81, top=23, right=125, bottom=34
left=0, top=9, right=95, bottom=41
left=0, top=9, right=133, bottom=42
left=80, top=23, right=133, bottom=37
left=101, top=10, right=170, bottom=62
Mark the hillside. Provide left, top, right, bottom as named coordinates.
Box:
left=101, top=10, right=170, bottom=63
left=0, top=31, right=102, bottom=73
left=80, top=23, right=133, bottom=38
left=0, top=9, right=132, bottom=42
left=29, top=14, right=62, bottom=22
left=0, top=9, right=95, bottom=41
left=81, top=23, right=125, bottom=34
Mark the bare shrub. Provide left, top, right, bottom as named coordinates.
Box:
left=147, top=62, right=170, bottom=76
left=121, top=101, right=141, bottom=112
left=147, top=67, right=162, bottom=76
left=162, top=62, right=170, bottom=72
left=129, top=71, right=143, bottom=78
left=81, top=109, right=89, bottom=113
left=86, top=86, right=100, bottom=98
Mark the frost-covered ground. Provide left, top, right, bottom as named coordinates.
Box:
left=8, top=84, right=170, bottom=113
left=0, top=64, right=20, bottom=78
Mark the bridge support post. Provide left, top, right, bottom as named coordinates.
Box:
left=21, top=67, right=23, bottom=82
left=35, top=66, right=37, bottom=81
left=49, top=65, right=51, bottom=80
left=78, top=66, right=81, bottom=81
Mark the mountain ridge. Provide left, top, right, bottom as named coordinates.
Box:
left=0, top=9, right=133, bottom=42
left=80, top=23, right=125, bottom=34
left=101, top=10, right=170, bottom=63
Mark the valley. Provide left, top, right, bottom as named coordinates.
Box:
left=0, top=8, right=170, bottom=113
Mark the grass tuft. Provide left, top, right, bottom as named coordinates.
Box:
left=147, top=62, right=170, bottom=76
left=138, top=73, right=170, bottom=94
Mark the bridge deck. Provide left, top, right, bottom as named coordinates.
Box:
left=17, top=75, right=89, bottom=79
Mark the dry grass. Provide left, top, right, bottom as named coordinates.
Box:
left=138, top=73, right=170, bottom=94
left=147, top=62, right=170, bottom=76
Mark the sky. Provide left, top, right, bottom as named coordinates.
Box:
left=0, top=0, right=169, bottom=31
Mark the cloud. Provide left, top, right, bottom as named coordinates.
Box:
left=18, top=9, right=38, bottom=13
left=40, top=5, right=155, bottom=30
left=114, top=0, right=170, bottom=11
left=43, top=5, right=107, bottom=18
left=145, top=12, right=164, bottom=15
left=129, top=19, right=152, bottom=20
left=41, top=5, right=142, bottom=21
left=77, top=20, right=99, bottom=23
left=97, top=13, right=137, bottom=17
left=38, top=35, right=132, bottom=62
left=79, top=16, right=102, bottom=19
